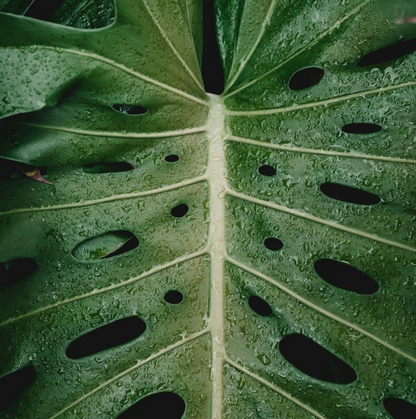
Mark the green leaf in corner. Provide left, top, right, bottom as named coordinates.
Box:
left=0, top=0, right=416, bottom=418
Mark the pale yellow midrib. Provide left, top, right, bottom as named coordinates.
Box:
left=205, top=94, right=228, bottom=419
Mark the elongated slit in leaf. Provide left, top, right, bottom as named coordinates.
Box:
left=83, top=162, right=133, bottom=174
left=314, top=258, right=379, bottom=295
left=342, top=123, right=382, bottom=134
left=383, top=397, right=416, bottom=419
left=320, top=182, right=381, bottom=205
left=279, top=334, right=357, bottom=384
left=0, top=366, right=36, bottom=411
left=357, top=38, right=416, bottom=66
left=66, top=316, right=146, bottom=359
left=117, top=391, right=186, bottom=419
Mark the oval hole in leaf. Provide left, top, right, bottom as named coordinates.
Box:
left=66, top=316, right=146, bottom=359
left=164, top=290, right=184, bottom=304
left=0, top=258, right=38, bottom=286
left=358, top=38, right=416, bottom=67
left=112, top=104, right=147, bottom=115
left=289, top=67, right=324, bottom=90
left=258, top=165, right=276, bottom=176
left=171, top=204, right=189, bottom=218
left=264, top=237, right=283, bottom=251
left=320, top=182, right=380, bottom=206
left=0, top=366, right=36, bottom=411
left=83, top=162, right=133, bottom=174
left=248, top=295, right=272, bottom=316
left=72, top=230, right=139, bottom=261
left=383, top=397, right=416, bottom=419
left=279, top=334, right=357, bottom=384
left=117, top=392, right=186, bottom=419
left=165, top=155, right=180, bottom=163
left=314, top=258, right=379, bottom=295
left=342, top=123, right=382, bottom=134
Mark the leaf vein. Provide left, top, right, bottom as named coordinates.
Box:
left=20, top=122, right=207, bottom=139
left=223, top=0, right=374, bottom=98
left=225, top=82, right=416, bottom=116
left=0, top=176, right=207, bottom=216
left=0, top=250, right=208, bottom=328
left=227, top=191, right=416, bottom=254
left=227, top=135, right=416, bottom=164
left=226, top=257, right=416, bottom=363
left=141, top=0, right=205, bottom=92
left=48, top=329, right=210, bottom=419
left=224, top=357, right=327, bottom=419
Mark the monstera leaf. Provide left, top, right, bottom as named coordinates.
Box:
left=1, top=0, right=416, bottom=418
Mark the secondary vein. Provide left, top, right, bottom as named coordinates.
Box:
left=227, top=256, right=416, bottom=364
left=225, top=82, right=416, bottom=116
left=225, top=357, right=327, bottom=419
left=227, top=135, right=416, bottom=164
left=0, top=250, right=208, bottom=328
left=228, top=191, right=416, bottom=254
left=48, top=329, right=210, bottom=419
left=223, top=0, right=373, bottom=98
left=0, top=176, right=207, bottom=216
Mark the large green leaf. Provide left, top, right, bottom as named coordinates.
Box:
left=1, top=0, right=415, bottom=417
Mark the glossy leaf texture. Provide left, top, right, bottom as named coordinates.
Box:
left=0, top=0, right=415, bottom=418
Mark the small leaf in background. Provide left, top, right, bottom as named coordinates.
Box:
left=11, top=161, right=52, bottom=185
left=395, top=16, right=416, bottom=24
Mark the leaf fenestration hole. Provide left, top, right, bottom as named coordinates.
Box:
left=117, top=392, right=186, bottom=419
left=0, top=366, right=36, bottom=411
left=279, top=334, right=357, bottom=384
left=289, top=67, right=324, bottom=90
left=165, top=155, right=180, bottom=163
left=164, top=290, right=184, bottom=304
left=248, top=295, right=272, bottom=317
left=258, top=165, right=276, bottom=176
left=171, top=204, right=189, bottom=218
left=314, top=259, right=379, bottom=295
left=358, top=38, right=416, bottom=67
left=320, top=182, right=380, bottom=206
left=83, top=162, right=133, bottom=174
left=66, top=316, right=146, bottom=359
left=264, top=237, right=283, bottom=251
left=342, top=123, right=382, bottom=134
left=23, top=0, right=66, bottom=20
left=383, top=397, right=416, bottom=419
left=112, top=104, right=147, bottom=115
left=72, top=230, right=139, bottom=261
left=0, top=258, right=38, bottom=286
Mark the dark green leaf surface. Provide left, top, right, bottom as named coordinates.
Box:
left=0, top=1, right=415, bottom=418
